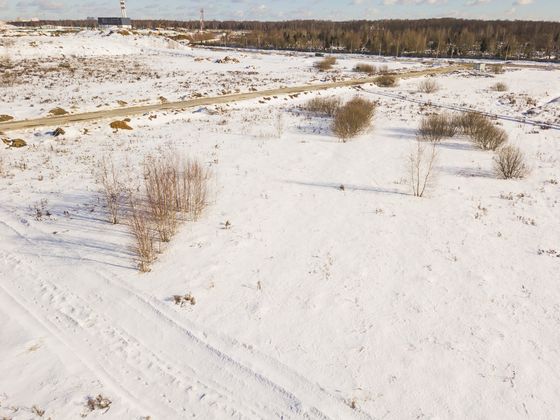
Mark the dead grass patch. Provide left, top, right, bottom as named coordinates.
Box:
left=0, top=114, right=14, bottom=122
left=354, top=63, right=376, bottom=75
left=314, top=56, right=337, bottom=72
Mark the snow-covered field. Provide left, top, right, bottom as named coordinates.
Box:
left=1, top=28, right=560, bottom=419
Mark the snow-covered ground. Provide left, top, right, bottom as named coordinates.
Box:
left=1, top=29, right=560, bottom=419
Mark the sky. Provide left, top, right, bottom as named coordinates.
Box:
left=0, top=0, right=558, bottom=22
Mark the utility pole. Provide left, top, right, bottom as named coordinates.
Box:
left=199, top=8, right=204, bottom=33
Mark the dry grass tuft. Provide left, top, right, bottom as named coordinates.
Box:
left=332, top=97, right=376, bottom=141
left=0, top=114, right=14, bottom=122
left=418, top=79, right=439, bottom=93
left=374, top=74, right=397, bottom=87
left=418, top=113, right=457, bottom=142
left=494, top=145, right=528, bottom=179
left=492, top=82, right=508, bottom=92
left=303, top=96, right=341, bottom=117
left=354, top=63, right=376, bottom=75
left=314, top=56, right=337, bottom=71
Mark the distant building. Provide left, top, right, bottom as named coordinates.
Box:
left=97, top=17, right=132, bottom=29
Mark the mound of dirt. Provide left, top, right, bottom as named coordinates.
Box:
left=49, top=107, right=69, bottom=116
left=2, top=138, right=27, bottom=148
left=110, top=120, right=133, bottom=130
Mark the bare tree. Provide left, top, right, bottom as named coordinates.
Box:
left=409, top=140, right=438, bottom=197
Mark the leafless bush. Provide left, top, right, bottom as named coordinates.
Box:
left=454, top=112, right=489, bottom=137
left=303, top=96, right=341, bottom=117
left=378, top=64, right=389, bottom=74
left=0, top=155, right=5, bottom=177
left=144, top=157, right=178, bottom=243
left=418, top=79, right=439, bottom=93
left=494, top=145, right=528, bottom=179
left=492, top=82, right=508, bottom=92
left=418, top=113, right=457, bottom=142
left=374, top=74, right=397, bottom=87
left=314, top=56, right=336, bottom=71
left=354, top=63, right=376, bottom=74
left=176, top=159, right=212, bottom=221
left=129, top=197, right=156, bottom=273
left=99, top=157, right=124, bottom=224
left=409, top=140, right=438, bottom=197
left=470, top=120, right=508, bottom=151
left=86, top=394, right=112, bottom=413
left=332, top=97, right=376, bottom=141
left=491, top=64, right=505, bottom=74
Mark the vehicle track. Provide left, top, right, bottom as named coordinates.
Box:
left=0, top=65, right=467, bottom=132
left=0, top=216, right=371, bottom=419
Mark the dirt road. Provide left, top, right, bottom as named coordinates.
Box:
left=0, top=64, right=467, bottom=133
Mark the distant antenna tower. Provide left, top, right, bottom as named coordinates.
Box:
left=120, top=0, right=128, bottom=18
left=200, top=8, right=204, bottom=32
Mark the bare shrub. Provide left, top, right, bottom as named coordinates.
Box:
left=176, top=159, right=212, bottom=220
left=144, top=157, right=178, bottom=243
left=494, top=145, right=528, bottom=179
left=378, top=64, right=389, bottom=74
left=418, top=113, right=457, bottom=142
left=409, top=140, right=437, bottom=197
left=129, top=197, right=156, bottom=273
left=99, top=157, right=124, bottom=224
left=454, top=112, right=489, bottom=137
left=492, top=82, right=508, bottom=92
left=354, top=63, right=376, bottom=74
left=491, top=64, right=505, bottom=74
left=332, top=97, right=376, bottom=141
left=470, top=121, right=508, bottom=151
left=418, top=79, right=439, bottom=93
left=304, top=96, right=341, bottom=117
left=374, top=74, right=397, bottom=87
left=314, top=56, right=336, bottom=71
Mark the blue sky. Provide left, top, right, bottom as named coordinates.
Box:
left=1, top=0, right=559, bottom=21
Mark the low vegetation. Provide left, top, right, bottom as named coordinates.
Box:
left=353, top=63, right=376, bottom=75
left=99, top=157, right=125, bottom=224
left=418, top=79, right=439, bottom=93
left=454, top=113, right=508, bottom=151
left=492, top=82, right=508, bottom=92
left=127, top=153, right=212, bottom=272
left=303, top=96, right=341, bottom=117
left=314, top=56, right=336, bottom=71
left=409, top=140, right=437, bottom=198
left=374, top=74, right=397, bottom=87
left=494, top=145, right=528, bottom=179
left=418, top=113, right=457, bottom=142
left=332, top=97, right=376, bottom=141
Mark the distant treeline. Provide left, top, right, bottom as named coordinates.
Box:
left=10, top=18, right=560, bottom=61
